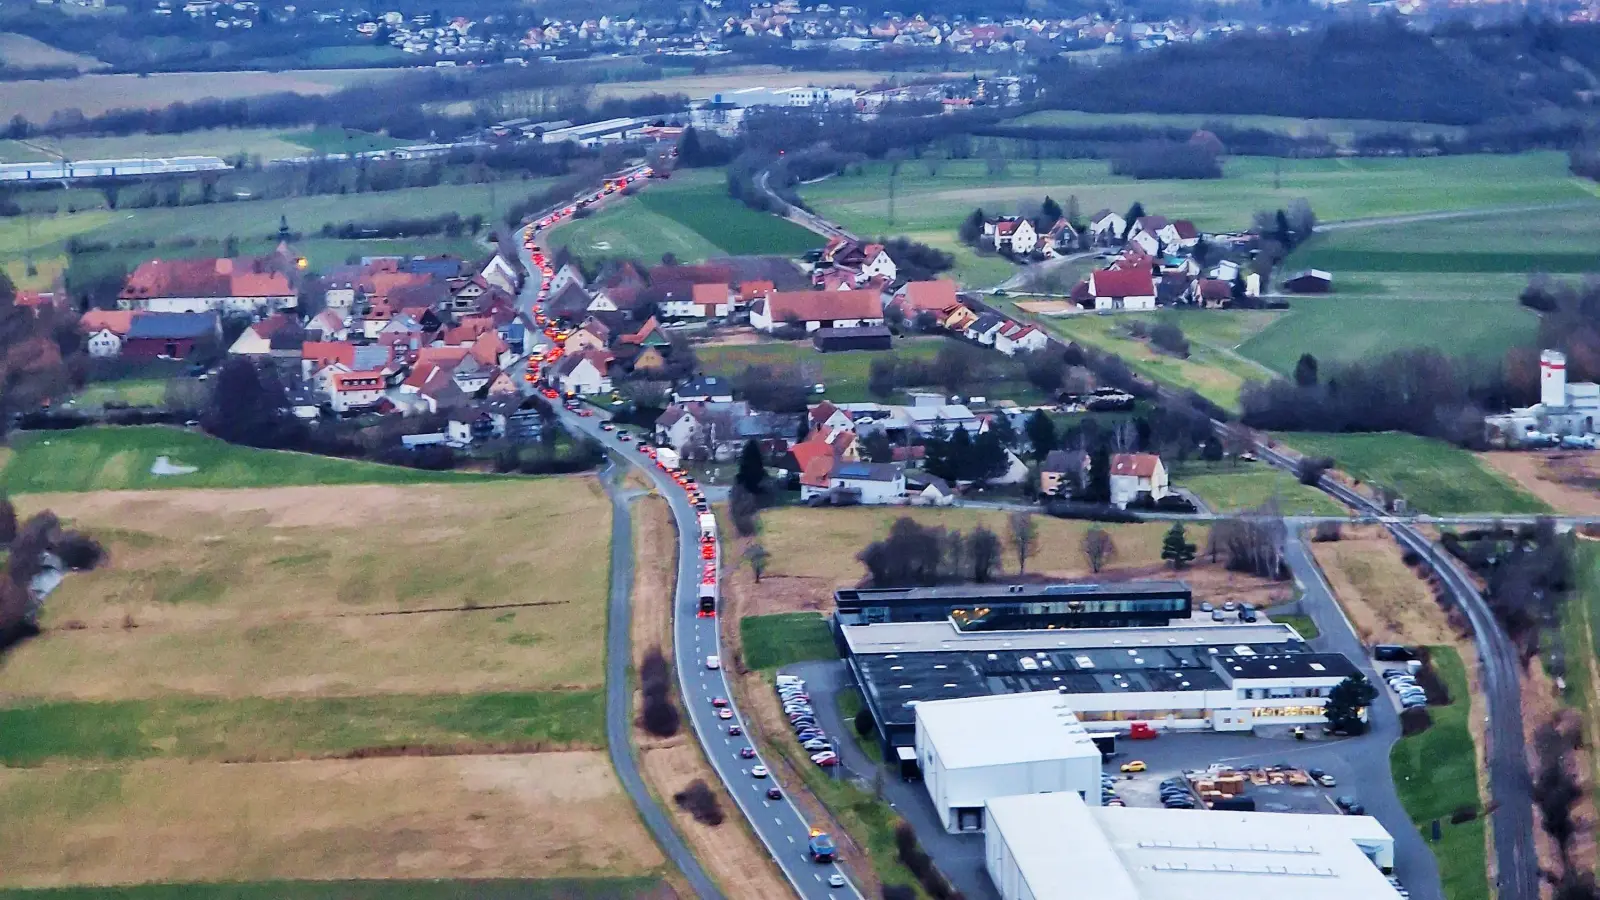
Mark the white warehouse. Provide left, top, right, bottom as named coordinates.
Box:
left=986, top=791, right=1401, bottom=900
left=914, top=691, right=1102, bottom=833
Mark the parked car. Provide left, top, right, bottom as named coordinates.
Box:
left=1334, top=796, right=1365, bottom=815
left=1308, top=768, right=1337, bottom=787
left=1120, top=761, right=1147, bottom=773
left=804, top=738, right=831, bottom=751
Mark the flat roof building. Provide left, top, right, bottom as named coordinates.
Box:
left=841, top=615, right=1354, bottom=753
left=985, top=791, right=1401, bottom=900
left=915, top=691, right=1103, bottom=833
left=835, top=580, right=1193, bottom=630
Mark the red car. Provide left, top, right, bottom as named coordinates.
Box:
left=739, top=747, right=757, bottom=759
left=701, top=545, right=715, bottom=560
left=711, top=697, right=729, bottom=708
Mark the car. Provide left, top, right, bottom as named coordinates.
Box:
left=600, top=422, right=614, bottom=431
left=1222, top=601, right=1237, bottom=611
left=808, top=830, right=837, bottom=863
left=785, top=703, right=813, bottom=713
left=711, top=697, right=729, bottom=707
left=1198, top=601, right=1214, bottom=613
left=804, top=739, right=830, bottom=751
left=728, top=724, right=742, bottom=736
left=578, top=409, right=593, bottom=417
left=828, top=874, right=847, bottom=888
left=618, top=433, right=632, bottom=442
left=1315, top=772, right=1337, bottom=787
left=1334, top=796, right=1365, bottom=815
left=740, top=747, right=757, bottom=759
left=791, top=720, right=817, bottom=731
left=717, top=708, right=734, bottom=720
left=705, top=655, right=720, bottom=670
left=701, top=545, right=716, bottom=559
left=766, top=786, right=782, bottom=800
left=1120, top=761, right=1147, bottom=773
left=751, top=765, right=769, bottom=778
left=797, top=732, right=823, bottom=743
left=1211, top=610, right=1225, bottom=622
left=1163, top=798, right=1196, bottom=809
left=812, top=753, right=840, bottom=767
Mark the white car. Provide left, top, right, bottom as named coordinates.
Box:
left=751, top=765, right=769, bottom=778
left=705, top=655, right=721, bottom=670
left=828, top=874, right=846, bottom=888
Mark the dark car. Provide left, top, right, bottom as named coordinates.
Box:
left=766, top=786, right=782, bottom=800
left=728, top=725, right=743, bottom=736
left=1335, top=796, right=1365, bottom=815
left=739, top=747, right=757, bottom=759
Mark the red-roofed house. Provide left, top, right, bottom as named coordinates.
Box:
left=81, top=310, right=136, bottom=358
left=228, top=313, right=300, bottom=356
left=663, top=282, right=731, bottom=319
left=1187, top=278, right=1233, bottom=308
left=329, top=370, right=386, bottom=413
left=1109, top=452, right=1169, bottom=508
left=555, top=349, right=613, bottom=396
left=1088, top=268, right=1156, bottom=311
left=858, top=243, right=897, bottom=281
left=119, top=257, right=296, bottom=313
left=994, top=321, right=1049, bottom=356
left=987, top=217, right=1037, bottom=254
left=808, top=400, right=853, bottom=434
left=738, top=281, right=775, bottom=308
left=892, top=280, right=960, bottom=318
left=302, top=341, right=356, bottom=378
left=750, top=289, right=883, bottom=333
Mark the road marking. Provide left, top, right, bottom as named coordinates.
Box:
left=788, top=835, right=795, bottom=843
left=814, top=874, right=822, bottom=882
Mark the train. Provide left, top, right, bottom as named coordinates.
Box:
left=0, top=156, right=232, bottom=182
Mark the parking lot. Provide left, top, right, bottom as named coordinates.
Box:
left=1097, top=730, right=1367, bottom=816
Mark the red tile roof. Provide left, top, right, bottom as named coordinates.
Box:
left=896, top=280, right=959, bottom=314
left=691, top=283, right=729, bottom=308
left=302, top=341, right=355, bottom=369
left=332, top=370, right=385, bottom=393
left=763, top=289, right=881, bottom=324
left=1110, top=453, right=1162, bottom=478
left=739, top=280, right=775, bottom=301
left=1090, top=268, right=1155, bottom=298
left=81, top=310, right=136, bottom=336
left=120, top=257, right=293, bottom=301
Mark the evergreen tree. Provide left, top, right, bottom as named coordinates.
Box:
left=1040, top=195, right=1063, bottom=223
left=1085, top=445, right=1111, bottom=503
left=971, top=429, right=1008, bottom=481
left=1324, top=674, right=1378, bottom=735
left=677, top=126, right=704, bottom=166
left=1064, top=194, right=1081, bottom=228
left=735, top=439, right=766, bottom=495
left=1122, top=202, right=1145, bottom=241
left=988, top=412, right=1019, bottom=449
left=1024, top=409, right=1057, bottom=462
left=1161, top=522, right=1197, bottom=570
left=947, top=427, right=974, bottom=479
left=1294, top=353, right=1319, bottom=387
left=958, top=208, right=987, bottom=246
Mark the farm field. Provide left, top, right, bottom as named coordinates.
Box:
left=1274, top=432, right=1549, bottom=515
left=1170, top=462, right=1346, bottom=516
left=0, top=479, right=663, bottom=892
left=798, top=152, right=1588, bottom=240
left=0, top=427, right=493, bottom=493
left=1008, top=109, right=1465, bottom=146
left=66, top=378, right=169, bottom=409
left=1475, top=451, right=1600, bottom=516
left=1239, top=297, right=1537, bottom=375
left=0, top=128, right=311, bottom=164
left=0, top=68, right=400, bottom=120
left=0, top=33, right=105, bottom=71
left=549, top=169, right=820, bottom=263
left=280, top=126, right=408, bottom=155
left=1025, top=309, right=1268, bottom=410
left=696, top=335, right=944, bottom=403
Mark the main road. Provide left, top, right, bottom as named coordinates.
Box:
left=514, top=191, right=856, bottom=900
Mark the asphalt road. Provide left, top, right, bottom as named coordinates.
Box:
left=1254, top=441, right=1539, bottom=900
left=562, top=411, right=863, bottom=900
left=596, top=465, right=726, bottom=900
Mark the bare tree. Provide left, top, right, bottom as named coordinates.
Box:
left=969, top=526, right=1001, bottom=582
left=1081, top=526, right=1116, bottom=573
left=744, top=542, right=769, bottom=583
left=1008, top=510, right=1038, bottom=574
left=1110, top=419, right=1139, bottom=452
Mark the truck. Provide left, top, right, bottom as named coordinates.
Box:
left=656, top=447, right=680, bottom=470
left=698, top=512, right=717, bottom=542
left=807, top=829, right=836, bottom=863
left=698, top=580, right=717, bottom=617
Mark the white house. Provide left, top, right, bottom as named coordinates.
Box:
left=87, top=329, right=123, bottom=357
left=859, top=244, right=898, bottom=281
left=989, top=218, right=1037, bottom=254
left=480, top=254, right=521, bottom=294
left=1088, top=209, right=1126, bottom=245
left=966, top=313, right=1007, bottom=346
left=808, top=400, right=854, bottom=434
left=1126, top=229, right=1161, bottom=256
left=328, top=370, right=386, bottom=412
left=662, top=282, right=731, bottom=319
left=994, top=322, right=1049, bottom=356
left=750, top=289, right=884, bottom=333
left=547, top=262, right=586, bottom=296
left=1109, top=452, right=1169, bottom=508
left=915, top=692, right=1103, bottom=833
left=555, top=350, right=613, bottom=396
left=828, top=461, right=907, bottom=504
left=1088, top=269, right=1157, bottom=311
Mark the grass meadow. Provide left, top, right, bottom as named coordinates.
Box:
left=1389, top=646, right=1489, bottom=900
left=739, top=613, right=838, bottom=671
left=0, top=477, right=671, bottom=891
left=0, top=427, right=493, bottom=493
left=549, top=168, right=820, bottom=264
left=1170, top=462, right=1346, bottom=516
left=1008, top=109, right=1467, bottom=146
left=1274, top=432, right=1549, bottom=514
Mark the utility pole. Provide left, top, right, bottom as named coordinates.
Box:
left=887, top=168, right=896, bottom=227
left=1273, top=159, right=1281, bottom=191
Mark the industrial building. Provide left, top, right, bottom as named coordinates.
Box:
left=842, top=616, right=1356, bottom=754
left=914, top=691, right=1103, bottom=833
left=834, top=581, right=1193, bottom=629
left=985, top=791, right=1401, bottom=900
left=0, top=156, right=230, bottom=182
left=1485, top=348, right=1599, bottom=443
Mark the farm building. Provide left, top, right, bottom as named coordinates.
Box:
left=915, top=691, right=1103, bottom=833
left=1283, top=269, right=1333, bottom=293
left=118, top=311, right=221, bottom=360
left=814, top=325, right=893, bottom=352
left=1087, top=269, right=1156, bottom=311
left=985, top=792, right=1400, bottom=900
left=1484, top=349, right=1600, bottom=442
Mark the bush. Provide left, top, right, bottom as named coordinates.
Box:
left=1311, top=521, right=1342, bottom=543
left=1297, top=456, right=1334, bottom=486
left=1450, top=804, right=1479, bottom=824
left=1148, top=322, right=1190, bottom=357
left=1401, top=548, right=1423, bottom=566
left=53, top=531, right=106, bottom=570
left=639, top=644, right=680, bottom=738
left=1398, top=706, right=1433, bottom=735
left=673, top=780, right=725, bottom=826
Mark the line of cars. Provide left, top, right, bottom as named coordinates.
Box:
left=1197, top=600, right=1259, bottom=623
left=777, top=675, right=839, bottom=768
left=1382, top=667, right=1429, bottom=710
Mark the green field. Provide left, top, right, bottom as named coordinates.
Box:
left=0, top=427, right=494, bottom=493
left=1273, top=432, right=1548, bottom=515
left=1008, top=109, right=1466, bottom=146
left=0, top=129, right=310, bottom=164
left=550, top=169, right=821, bottom=264
left=698, top=336, right=941, bottom=404
left=739, top=613, right=839, bottom=671
left=1239, top=297, right=1537, bottom=375
left=1172, top=462, right=1346, bottom=515
left=799, top=152, right=1588, bottom=239
left=0, top=879, right=666, bottom=900
left=1389, top=646, right=1489, bottom=900
left=0, top=690, right=605, bottom=767
left=280, top=127, right=407, bottom=155
left=1558, top=543, right=1600, bottom=792
left=67, top=378, right=169, bottom=409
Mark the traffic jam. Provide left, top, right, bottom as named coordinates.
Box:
left=519, top=164, right=654, bottom=393
left=518, top=168, right=849, bottom=891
